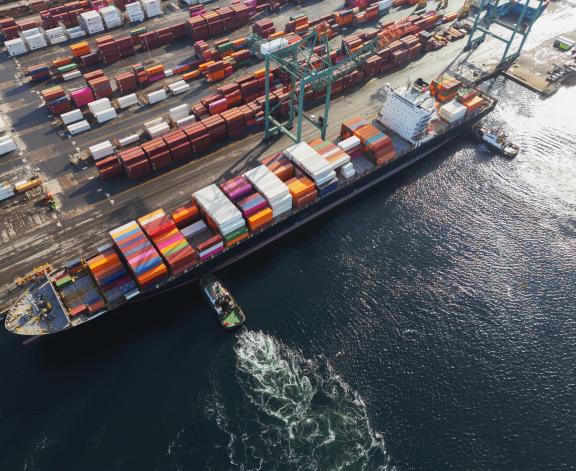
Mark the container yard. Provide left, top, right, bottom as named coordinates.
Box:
left=0, top=0, right=569, bottom=319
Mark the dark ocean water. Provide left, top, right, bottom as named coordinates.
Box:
left=1, top=79, right=575, bottom=471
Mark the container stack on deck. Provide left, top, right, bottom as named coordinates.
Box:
left=87, top=245, right=138, bottom=304
left=341, top=118, right=397, bottom=165
left=193, top=185, right=250, bottom=249
left=110, top=221, right=169, bottom=289
left=284, top=143, right=338, bottom=196
left=244, top=165, right=293, bottom=218
left=138, top=210, right=199, bottom=276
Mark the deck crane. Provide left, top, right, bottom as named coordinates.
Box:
left=249, top=28, right=381, bottom=143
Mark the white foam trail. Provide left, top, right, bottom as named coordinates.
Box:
left=206, top=330, right=393, bottom=471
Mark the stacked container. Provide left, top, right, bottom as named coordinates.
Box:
left=125, top=1, right=145, bottom=22
left=100, top=6, right=123, bottom=29
left=337, top=136, right=363, bottom=159
left=71, top=41, right=91, bottom=57
left=5, top=38, right=28, bottom=56
left=138, top=210, right=199, bottom=276
left=89, top=140, right=115, bottom=160
left=286, top=176, right=318, bottom=209
left=79, top=11, right=105, bottom=34
left=163, top=130, right=192, bottom=162
left=346, top=121, right=397, bottom=166
left=244, top=165, right=292, bottom=218
left=142, top=138, right=171, bottom=171
left=284, top=142, right=336, bottom=191
left=308, top=138, right=351, bottom=172
left=219, top=176, right=253, bottom=202
left=193, top=185, right=249, bottom=248
left=45, top=26, right=67, bottom=44
left=24, top=32, right=48, bottom=50
left=70, top=87, right=94, bottom=107
left=87, top=246, right=138, bottom=304
left=438, top=100, right=467, bottom=123
left=179, top=220, right=223, bottom=262
left=118, top=146, right=151, bottom=178
left=41, top=86, right=72, bottom=115
left=141, top=0, right=162, bottom=17
left=109, top=221, right=168, bottom=289
left=171, top=202, right=200, bottom=229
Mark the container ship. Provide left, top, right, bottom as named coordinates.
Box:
left=5, top=78, right=495, bottom=336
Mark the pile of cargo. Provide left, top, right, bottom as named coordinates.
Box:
left=284, top=142, right=337, bottom=196
left=87, top=245, right=137, bottom=305
left=220, top=176, right=254, bottom=203
left=341, top=118, right=396, bottom=166
left=244, top=165, right=292, bottom=218
left=309, top=138, right=351, bottom=172
left=88, top=97, right=118, bottom=124
left=109, top=221, right=169, bottom=289
left=179, top=220, right=223, bottom=262
left=286, top=175, right=318, bottom=209
left=138, top=210, right=199, bottom=276
left=457, top=88, right=483, bottom=114
left=430, top=76, right=461, bottom=103
left=171, top=202, right=200, bottom=229
left=125, top=1, right=145, bottom=22
left=85, top=69, right=113, bottom=98
left=41, top=86, right=73, bottom=115
left=193, top=185, right=249, bottom=248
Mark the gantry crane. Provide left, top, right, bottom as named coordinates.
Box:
left=250, top=28, right=380, bottom=143
left=465, top=0, right=547, bottom=65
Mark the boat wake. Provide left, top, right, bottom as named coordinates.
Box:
left=206, top=330, right=392, bottom=471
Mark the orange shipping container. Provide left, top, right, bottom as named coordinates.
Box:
left=248, top=207, right=273, bottom=231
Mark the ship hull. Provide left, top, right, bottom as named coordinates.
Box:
left=7, top=102, right=495, bottom=335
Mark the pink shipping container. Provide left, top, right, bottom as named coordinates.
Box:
left=208, top=98, right=228, bottom=115
left=70, top=87, right=95, bottom=108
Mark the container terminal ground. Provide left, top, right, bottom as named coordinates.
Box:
left=0, top=0, right=571, bottom=312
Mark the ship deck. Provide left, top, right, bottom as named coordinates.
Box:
left=5, top=278, right=69, bottom=335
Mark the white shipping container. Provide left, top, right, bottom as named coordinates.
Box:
left=68, top=120, right=91, bottom=135
left=89, top=140, right=115, bottom=160
left=62, top=70, right=82, bottom=81
left=169, top=104, right=189, bottom=121
left=45, top=27, right=65, bottom=38
left=118, top=134, right=140, bottom=147
left=176, top=115, right=196, bottom=127
left=117, top=93, right=139, bottom=109
left=5, top=39, right=27, bottom=56
left=147, top=122, right=170, bottom=138
left=68, top=30, right=87, bottom=39
left=260, top=38, right=288, bottom=56
left=0, top=137, right=17, bottom=156
left=21, top=27, right=43, bottom=38
left=165, top=69, right=174, bottom=77
left=88, top=98, right=112, bottom=114
left=147, top=89, right=167, bottom=104
left=438, top=100, right=467, bottom=123
left=0, top=116, right=6, bottom=134
left=144, top=117, right=165, bottom=128
left=25, top=34, right=48, bottom=50
left=48, top=35, right=67, bottom=45
left=60, top=109, right=83, bottom=125
left=94, top=107, right=118, bottom=124
left=170, top=84, right=191, bottom=95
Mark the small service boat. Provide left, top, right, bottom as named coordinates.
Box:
left=200, top=274, right=245, bottom=330
left=472, top=124, right=519, bottom=158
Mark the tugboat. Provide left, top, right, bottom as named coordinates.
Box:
left=472, top=123, right=519, bottom=158
left=200, top=274, right=245, bottom=330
